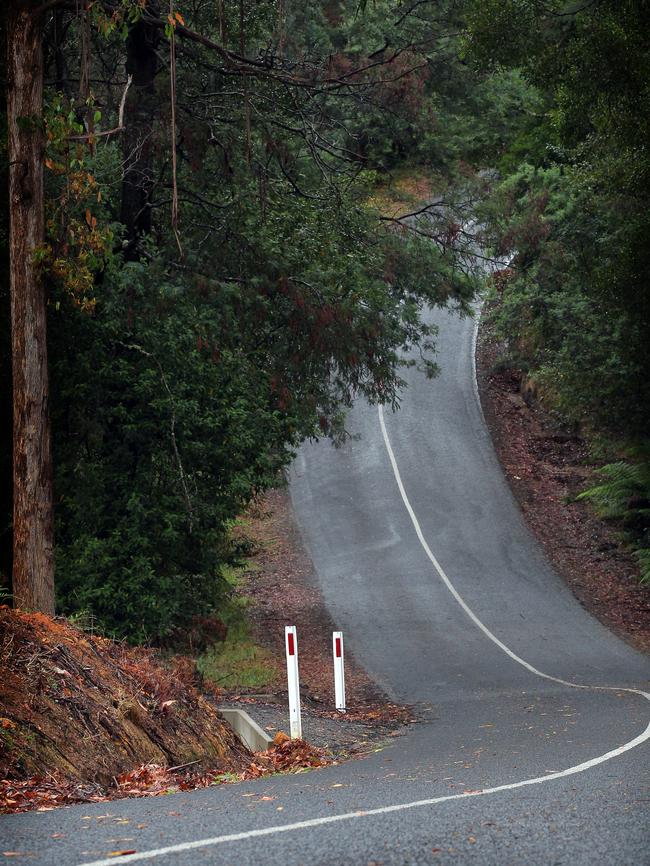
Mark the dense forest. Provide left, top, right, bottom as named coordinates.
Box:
left=3, top=0, right=648, bottom=643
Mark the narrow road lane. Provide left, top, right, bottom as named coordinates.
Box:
left=3, top=307, right=649, bottom=866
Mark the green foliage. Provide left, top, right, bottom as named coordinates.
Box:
left=198, top=609, right=277, bottom=689
left=44, top=84, right=477, bottom=642
left=636, top=550, right=650, bottom=587
left=481, top=162, right=649, bottom=430
left=5, top=0, right=518, bottom=639
left=192, top=561, right=276, bottom=688
left=51, top=255, right=298, bottom=642
left=470, top=0, right=650, bottom=436
left=467, top=0, right=650, bottom=591
left=284, top=0, right=532, bottom=173
left=42, top=94, right=115, bottom=309
left=578, top=455, right=650, bottom=585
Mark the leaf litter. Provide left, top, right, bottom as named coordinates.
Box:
left=2, top=737, right=330, bottom=813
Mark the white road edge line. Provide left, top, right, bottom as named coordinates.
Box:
left=76, top=324, right=649, bottom=866
left=77, top=723, right=650, bottom=866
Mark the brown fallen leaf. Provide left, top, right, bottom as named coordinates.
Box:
left=272, top=731, right=290, bottom=746
left=107, top=851, right=137, bottom=858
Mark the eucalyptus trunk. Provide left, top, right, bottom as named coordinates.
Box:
left=7, top=0, right=55, bottom=614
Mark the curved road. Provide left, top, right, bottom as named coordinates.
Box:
left=3, top=308, right=649, bottom=865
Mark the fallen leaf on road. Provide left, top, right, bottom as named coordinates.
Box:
left=107, top=851, right=137, bottom=858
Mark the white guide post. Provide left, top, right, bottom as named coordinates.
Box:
left=284, top=625, right=302, bottom=739
left=333, top=631, right=346, bottom=713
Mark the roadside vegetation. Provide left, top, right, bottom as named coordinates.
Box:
left=466, top=1, right=650, bottom=586
left=196, top=564, right=279, bottom=691
left=4, top=0, right=495, bottom=639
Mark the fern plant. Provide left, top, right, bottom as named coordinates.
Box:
left=578, top=455, right=650, bottom=585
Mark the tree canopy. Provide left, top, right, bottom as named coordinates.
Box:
left=3, top=0, right=486, bottom=638
left=4, top=0, right=648, bottom=637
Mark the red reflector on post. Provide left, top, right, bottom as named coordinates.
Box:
left=332, top=631, right=345, bottom=712
left=287, top=632, right=295, bottom=656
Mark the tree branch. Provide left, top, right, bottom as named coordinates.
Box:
left=66, top=74, right=132, bottom=141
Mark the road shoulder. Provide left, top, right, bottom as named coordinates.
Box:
left=475, top=310, right=650, bottom=655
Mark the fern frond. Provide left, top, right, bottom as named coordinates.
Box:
left=635, top=549, right=650, bottom=586
left=579, top=457, right=650, bottom=588
left=577, top=460, right=650, bottom=520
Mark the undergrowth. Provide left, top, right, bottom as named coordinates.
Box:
left=578, top=446, right=650, bottom=586
left=197, top=564, right=278, bottom=690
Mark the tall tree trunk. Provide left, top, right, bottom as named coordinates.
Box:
left=120, top=10, right=159, bottom=259
left=7, top=0, right=55, bottom=614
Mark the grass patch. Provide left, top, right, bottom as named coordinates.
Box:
left=199, top=633, right=277, bottom=690
left=366, top=167, right=444, bottom=218
left=197, top=564, right=279, bottom=690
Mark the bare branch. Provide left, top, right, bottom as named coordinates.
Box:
left=66, top=74, right=132, bottom=141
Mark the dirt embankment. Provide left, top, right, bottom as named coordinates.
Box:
left=0, top=607, right=251, bottom=808
left=476, top=313, right=650, bottom=654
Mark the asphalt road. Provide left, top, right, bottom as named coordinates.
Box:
left=2, top=307, right=649, bottom=865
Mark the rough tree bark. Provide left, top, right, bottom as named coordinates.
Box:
left=7, top=0, right=55, bottom=614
